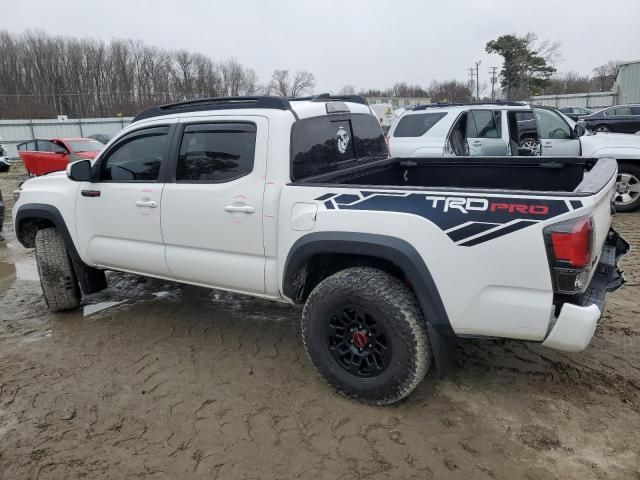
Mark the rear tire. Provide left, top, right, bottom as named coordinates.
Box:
left=34, top=227, right=81, bottom=311
left=614, top=163, right=640, bottom=212
left=301, top=267, right=430, bottom=405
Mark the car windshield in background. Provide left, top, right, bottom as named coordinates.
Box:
left=393, top=112, right=447, bottom=137
left=67, top=140, right=105, bottom=152
left=291, top=114, right=387, bottom=180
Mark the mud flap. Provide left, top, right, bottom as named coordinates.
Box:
left=428, top=323, right=457, bottom=379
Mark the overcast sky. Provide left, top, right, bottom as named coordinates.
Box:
left=4, top=0, right=640, bottom=93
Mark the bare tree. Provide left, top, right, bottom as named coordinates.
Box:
left=268, top=70, right=315, bottom=97
left=339, top=84, right=356, bottom=95
left=593, top=60, right=622, bottom=91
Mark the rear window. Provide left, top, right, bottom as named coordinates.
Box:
left=393, top=112, right=447, bottom=137
left=291, top=114, right=387, bottom=181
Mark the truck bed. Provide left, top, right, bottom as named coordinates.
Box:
left=294, top=157, right=615, bottom=195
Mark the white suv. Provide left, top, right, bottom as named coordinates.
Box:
left=388, top=103, right=640, bottom=211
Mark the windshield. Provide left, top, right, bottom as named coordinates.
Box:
left=66, top=139, right=105, bottom=152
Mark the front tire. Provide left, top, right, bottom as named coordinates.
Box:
left=34, top=227, right=81, bottom=311
left=614, top=163, right=640, bottom=212
left=301, top=267, right=430, bottom=405
left=594, top=124, right=611, bottom=133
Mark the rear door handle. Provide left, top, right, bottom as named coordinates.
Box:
left=81, top=190, right=101, bottom=198
left=225, top=204, right=255, bottom=214
left=472, top=141, right=482, bottom=146
left=135, top=200, right=158, bottom=208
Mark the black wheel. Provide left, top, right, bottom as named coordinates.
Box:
left=34, top=227, right=81, bottom=311
left=301, top=267, right=430, bottom=405
left=594, top=124, right=611, bottom=134
left=614, top=163, right=640, bottom=212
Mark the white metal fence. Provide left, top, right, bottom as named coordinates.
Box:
left=0, top=117, right=133, bottom=158
left=529, top=92, right=618, bottom=109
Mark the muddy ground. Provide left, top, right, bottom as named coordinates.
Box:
left=0, top=164, right=639, bottom=480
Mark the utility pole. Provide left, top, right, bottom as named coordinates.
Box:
left=468, top=68, right=475, bottom=102
left=475, top=61, right=481, bottom=101
left=489, top=66, right=498, bottom=102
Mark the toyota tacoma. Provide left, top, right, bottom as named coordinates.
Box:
left=13, top=95, right=628, bottom=404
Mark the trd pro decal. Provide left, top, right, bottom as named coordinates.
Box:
left=315, top=191, right=582, bottom=246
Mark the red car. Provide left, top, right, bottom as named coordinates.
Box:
left=17, top=137, right=104, bottom=176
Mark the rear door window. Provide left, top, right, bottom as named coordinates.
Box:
left=469, top=110, right=500, bottom=138
left=393, top=112, right=447, bottom=137
left=291, top=114, right=387, bottom=180
left=176, top=123, right=256, bottom=182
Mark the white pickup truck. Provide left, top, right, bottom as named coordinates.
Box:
left=13, top=95, right=628, bottom=404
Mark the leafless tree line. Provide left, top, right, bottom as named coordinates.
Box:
left=354, top=80, right=474, bottom=103
left=0, top=30, right=316, bottom=118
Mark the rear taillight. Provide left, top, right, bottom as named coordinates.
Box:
left=544, top=216, right=594, bottom=294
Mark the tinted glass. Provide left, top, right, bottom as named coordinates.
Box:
left=393, top=112, right=447, bottom=137
left=177, top=124, right=256, bottom=182
left=470, top=110, right=499, bottom=138
left=631, top=106, right=640, bottom=116
left=291, top=114, right=387, bottom=180
left=102, top=128, right=168, bottom=181
left=66, top=139, right=104, bottom=152
left=36, top=140, right=55, bottom=152
left=534, top=108, right=572, bottom=139
left=614, top=106, right=633, bottom=116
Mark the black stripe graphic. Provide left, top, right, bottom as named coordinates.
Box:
left=458, top=221, right=538, bottom=246
left=448, top=223, right=499, bottom=242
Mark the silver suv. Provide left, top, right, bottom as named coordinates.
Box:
left=388, top=103, right=640, bottom=211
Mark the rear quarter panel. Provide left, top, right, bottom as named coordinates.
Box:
left=278, top=183, right=613, bottom=341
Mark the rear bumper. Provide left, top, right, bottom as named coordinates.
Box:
left=542, top=228, right=629, bottom=352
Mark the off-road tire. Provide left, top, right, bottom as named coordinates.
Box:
left=301, top=267, right=430, bottom=405
left=34, top=227, right=81, bottom=311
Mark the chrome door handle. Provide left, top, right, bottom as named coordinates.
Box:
left=472, top=141, right=482, bottom=146
left=225, top=204, right=255, bottom=214
left=135, top=200, right=158, bottom=208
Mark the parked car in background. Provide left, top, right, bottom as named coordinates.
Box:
left=558, top=106, right=593, bottom=121
left=0, top=139, right=10, bottom=173
left=388, top=102, right=640, bottom=211
left=88, top=133, right=112, bottom=144
left=17, top=138, right=104, bottom=176
left=578, top=104, right=640, bottom=133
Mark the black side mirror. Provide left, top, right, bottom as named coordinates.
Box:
left=66, top=159, right=92, bottom=182
left=574, top=124, right=587, bottom=137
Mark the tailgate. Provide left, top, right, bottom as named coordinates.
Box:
left=576, top=158, right=618, bottom=271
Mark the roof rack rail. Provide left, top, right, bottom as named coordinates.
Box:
left=289, top=93, right=369, bottom=106
left=133, top=96, right=293, bottom=122
left=412, top=100, right=526, bottom=110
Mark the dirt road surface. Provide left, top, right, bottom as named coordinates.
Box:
left=1, top=165, right=639, bottom=479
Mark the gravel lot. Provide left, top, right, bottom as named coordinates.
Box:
left=1, top=164, right=639, bottom=479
